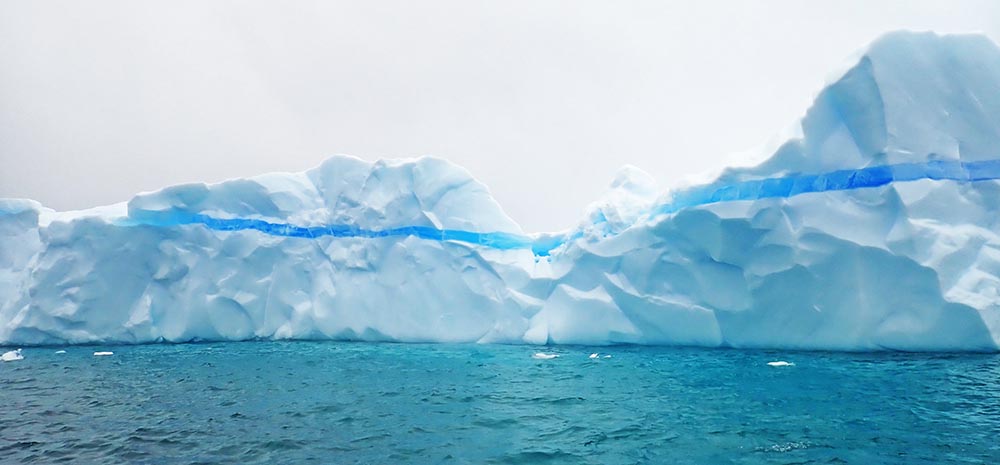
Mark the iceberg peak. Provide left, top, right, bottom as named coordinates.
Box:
left=715, top=31, right=1000, bottom=185
left=581, top=165, right=660, bottom=236
left=127, top=154, right=524, bottom=234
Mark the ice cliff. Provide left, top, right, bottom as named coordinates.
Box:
left=3, top=31, right=1000, bottom=351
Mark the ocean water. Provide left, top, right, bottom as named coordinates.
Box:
left=1, top=343, right=998, bottom=464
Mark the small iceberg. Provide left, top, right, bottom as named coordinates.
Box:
left=532, top=352, right=559, bottom=360
left=93, top=351, right=114, bottom=357
left=55, top=350, right=66, bottom=354
left=767, top=361, right=794, bottom=367
left=589, top=353, right=599, bottom=359
left=1, top=349, right=23, bottom=362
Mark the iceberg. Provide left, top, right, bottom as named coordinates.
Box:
left=2, top=31, right=1000, bottom=351
left=1, top=349, right=23, bottom=362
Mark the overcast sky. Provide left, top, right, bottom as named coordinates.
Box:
left=2, top=1, right=998, bottom=231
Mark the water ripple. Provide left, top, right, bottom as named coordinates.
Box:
left=0, top=343, right=998, bottom=464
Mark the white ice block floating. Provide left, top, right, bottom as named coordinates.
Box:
left=2, top=31, right=1000, bottom=352
left=1, top=349, right=23, bottom=362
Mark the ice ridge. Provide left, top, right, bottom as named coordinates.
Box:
left=111, top=159, right=1000, bottom=255
left=656, top=158, right=1000, bottom=215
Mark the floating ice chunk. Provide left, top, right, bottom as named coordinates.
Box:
left=1, top=349, right=23, bottom=362
left=2, top=32, right=1000, bottom=352
left=603, top=355, right=611, bottom=359
left=532, top=352, right=559, bottom=360
left=93, top=351, right=114, bottom=357
left=55, top=350, right=66, bottom=354
left=589, top=353, right=599, bottom=359
left=767, top=361, right=794, bottom=367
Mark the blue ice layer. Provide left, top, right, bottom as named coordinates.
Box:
left=118, top=159, right=1000, bottom=255
left=654, top=159, right=1000, bottom=215
left=124, top=209, right=557, bottom=256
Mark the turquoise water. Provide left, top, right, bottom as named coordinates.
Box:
left=1, top=343, right=998, bottom=464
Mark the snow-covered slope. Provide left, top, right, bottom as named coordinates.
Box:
left=3, top=31, right=1000, bottom=350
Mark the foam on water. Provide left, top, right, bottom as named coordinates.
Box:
left=767, top=361, right=794, bottom=367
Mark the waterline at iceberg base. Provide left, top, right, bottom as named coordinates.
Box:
left=4, top=31, right=1000, bottom=351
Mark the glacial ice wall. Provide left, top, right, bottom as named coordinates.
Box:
left=3, top=31, right=1000, bottom=351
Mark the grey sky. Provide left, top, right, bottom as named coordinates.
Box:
left=2, top=1, right=998, bottom=231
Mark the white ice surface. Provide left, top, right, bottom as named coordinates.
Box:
left=2, top=31, right=1000, bottom=351
left=1, top=349, right=23, bottom=362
